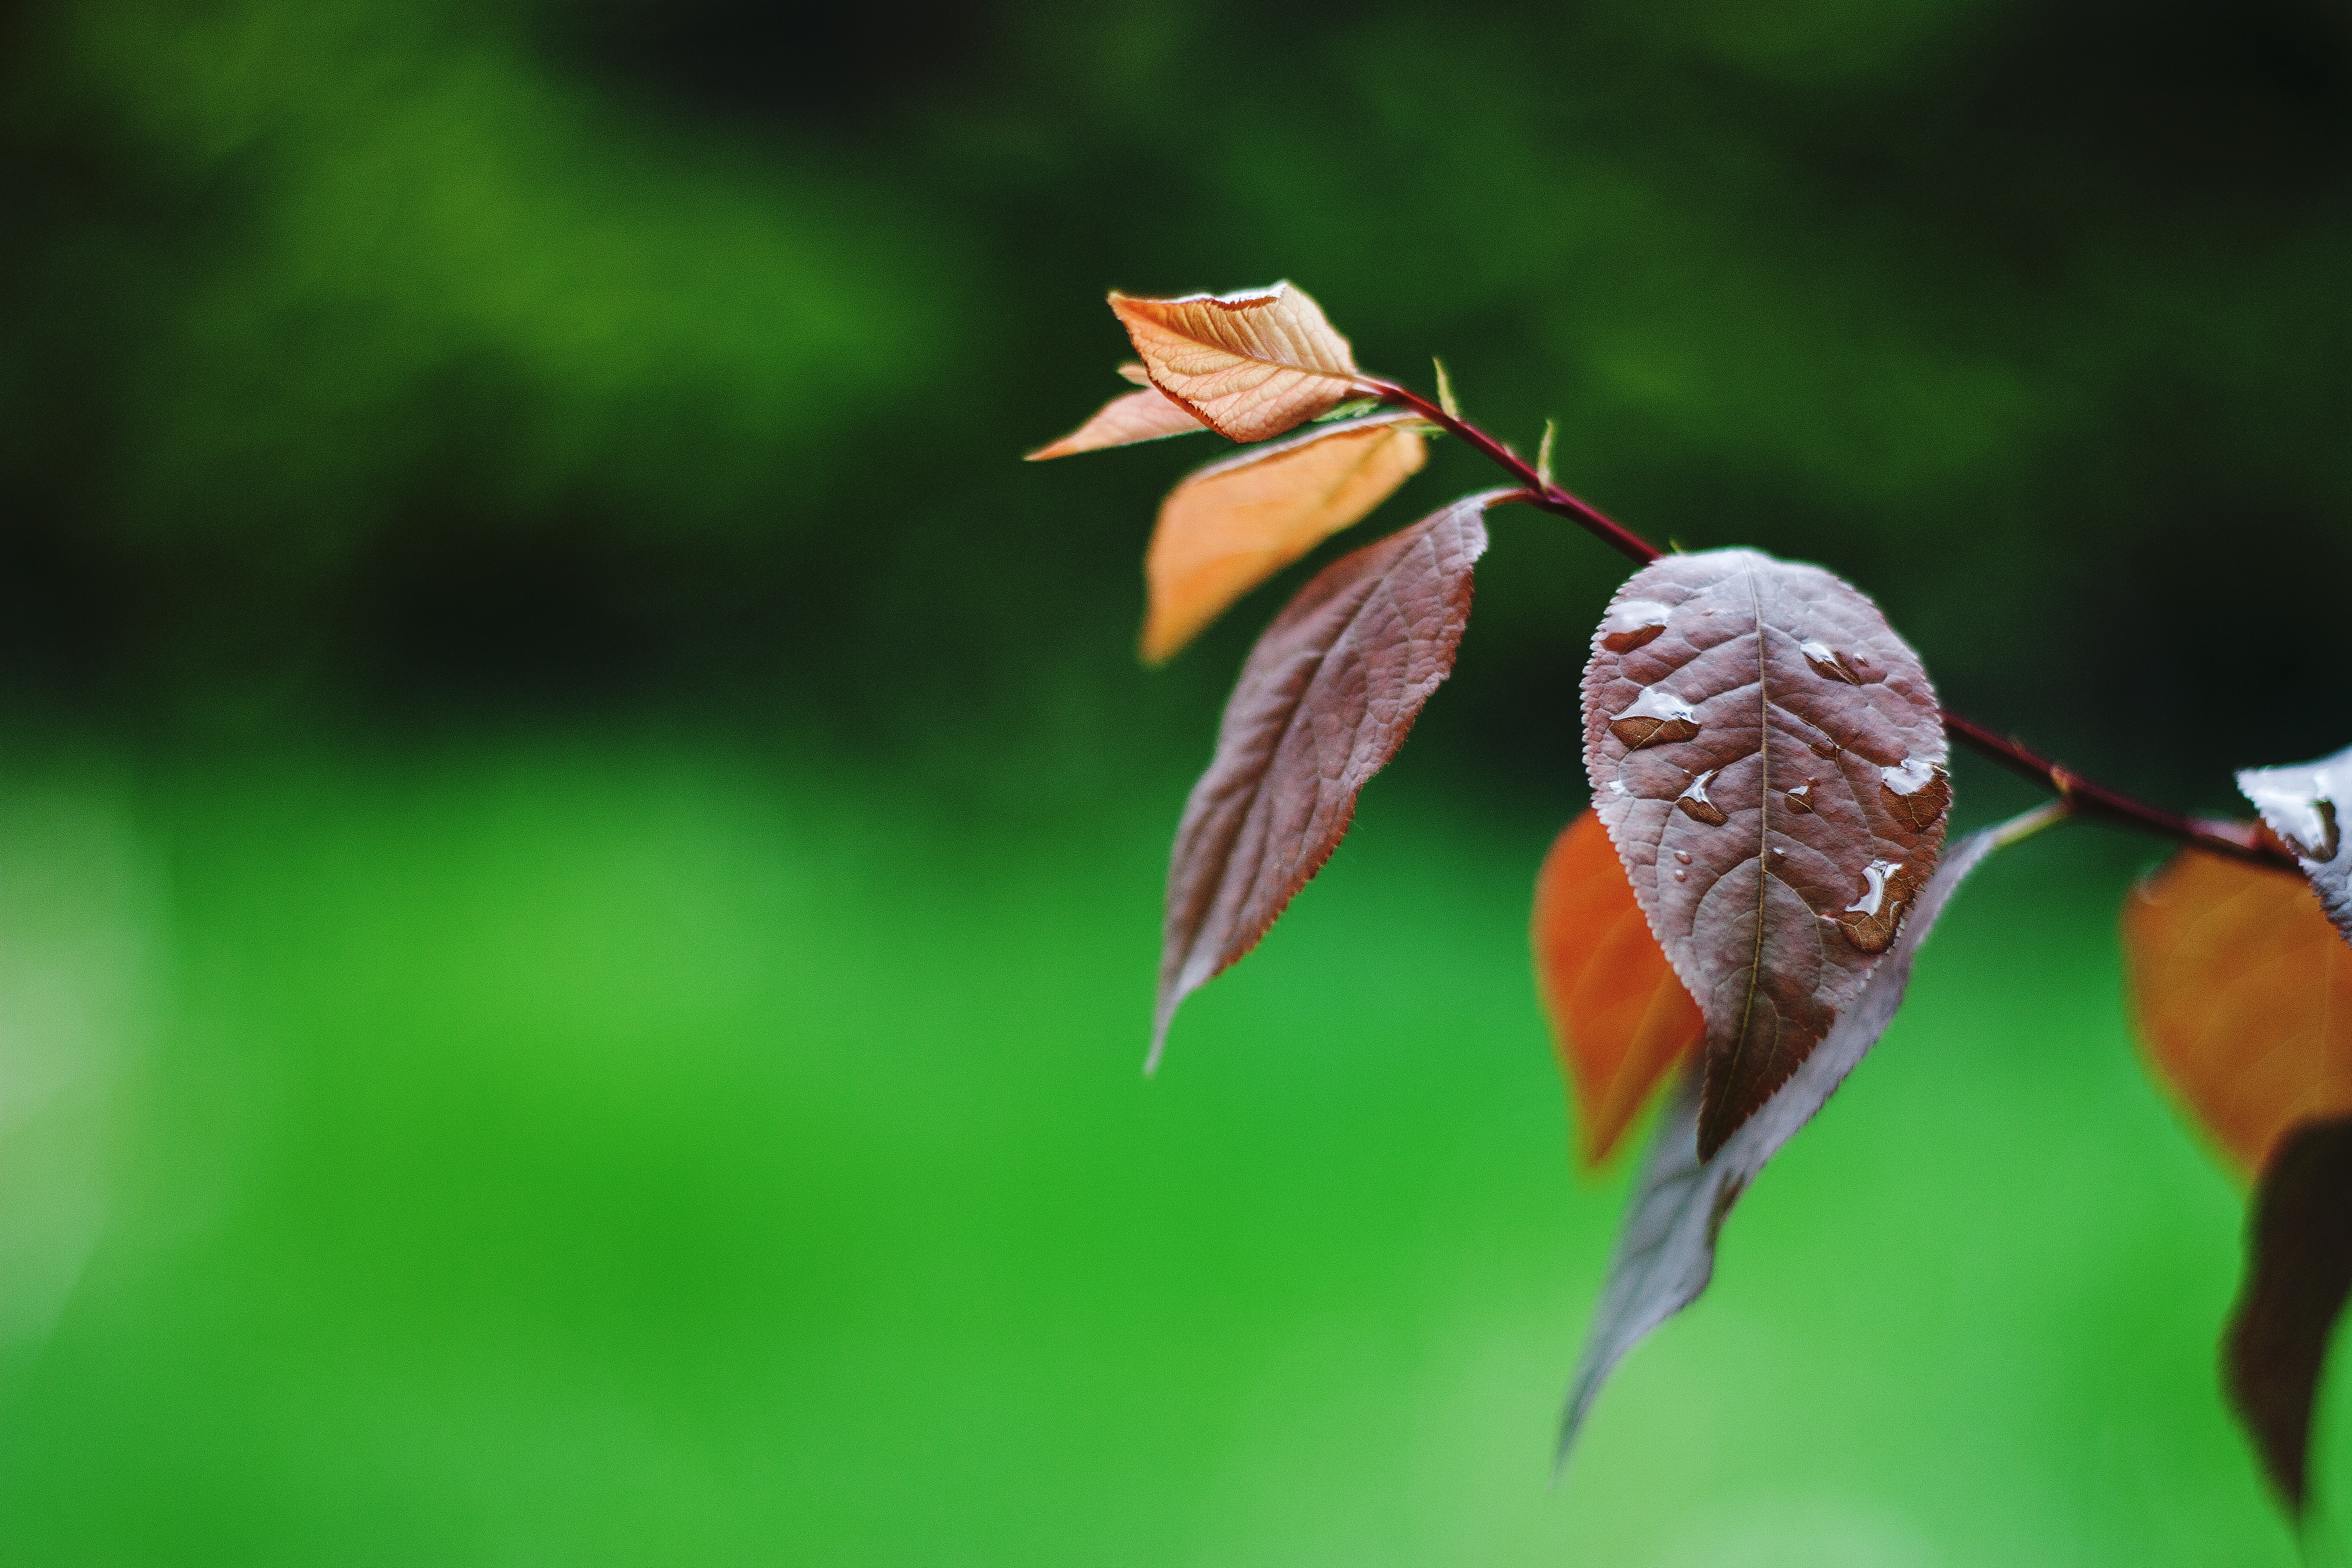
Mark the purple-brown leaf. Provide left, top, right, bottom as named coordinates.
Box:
left=1581, top=549, right=1949, bottom=1157
left=1152, top=491, right=1507, bottom=1064
left=2226, top=1111, right=2352, bottom=1516
left=2239, top=743, right=2352, bottom=948
left=1559, top=818, right=2012, bottom=1471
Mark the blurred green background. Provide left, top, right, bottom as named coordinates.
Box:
left=2, top=0, right=2349, bottom=1561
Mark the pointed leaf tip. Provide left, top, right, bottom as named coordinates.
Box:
left=1152, top=491, right=1507, bottom=1061
left=2227, top=1112, right=2352, bottom=1518
left=1532, top=809, right=1703, bottom=1167
left=1109, top=282, right=1363, bottom=443
left=1580, top=549, right=1948, bottom=1157
left=1140, top=412, right=1427, bottom=663
left=1027, top=384, right=1213, bottom=460
left=1557, top=816, right=2011, bottom=1474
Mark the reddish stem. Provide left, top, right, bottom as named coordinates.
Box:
left=1368, top=379, right=2300, bottom=876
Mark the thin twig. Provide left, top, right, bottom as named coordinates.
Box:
left=1370, top=379, right=2301, bottom=875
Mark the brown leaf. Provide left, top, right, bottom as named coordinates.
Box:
left=1153, top=491, right=1508, bottom=1065
left=1581, top=549, right=1948, bottom=1158
left=2122, top=847, right=2352, bottom=1173
left=1141, top=413, right=1428, bottom=664
left=2225, top=1111, right=2352, bottom=1517
left=1532, top=808, right=1703, bottom=1167
left=2239, top=743, right=2352, bottom=948
left=1559, top=818, right=2012, bottom=1472
left=1026, top=381, right=1211, bottom=461
left=1109, top=283, right=1364, bottom=443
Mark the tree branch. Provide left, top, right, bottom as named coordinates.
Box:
left=1367, top=379, right=2301, bottom=875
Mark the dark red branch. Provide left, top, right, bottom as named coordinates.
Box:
left=1370, top=379, right=2302, bottom=876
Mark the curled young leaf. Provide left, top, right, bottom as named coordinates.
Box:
left=1153, top=491, right=1509, bottom=1065
left=1027, top=384, right=1211, bottom=461
left=1109, top=283, right=1364, bottom=443
left=1532, top=809, right=1703, bottom=1168
left=1581, top=549, right=1949, bottom=1157
left=1141, top=413, right=1428, bottom=664
left=2122, top=847, right=2352, bottom=1174
left=1558, top=819, right=2007, bottom=1471
left=2226, top=1112, right=2352, bottom=1518
left=2239, top=743, right=2352, bottom=947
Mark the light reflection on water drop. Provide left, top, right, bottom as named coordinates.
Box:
left=1675, top=769, right=1727, bottom=826
left=1608, top=685, right=1702, bottom=751
left=1599, top=600, right=1673, bottom=654
left=1879, top=758, right=1952, bottom=833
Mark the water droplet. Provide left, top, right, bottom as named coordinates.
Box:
left=1599, top=599, right=1673, bottom=654
left=1608, top=685, right=1702, bottom=751
left=1608, top=778, right=1630, bottom=797
left=1800, top=639, right=1862, bottom=684
left=1785, top=780, right=1816, bottom=814
left=1672, top=868, right=1687, bottom=882
left=1879, top=759, right=1953, bottom=833
left=1675, top=769, right=1728, bottom=826
left=1672, top=848, right=1692, bottom=864
left=1770, top=846, right=1784, bottom=857
left=1833, top=859, right=1921, bottom=954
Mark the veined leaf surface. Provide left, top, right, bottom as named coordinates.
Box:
left=1141, top=413, right=1427, bottom=663
left=2122, top=847, right=2352, bottom=1173
left=1558, top=819, right=2008, bottom=1470
left=1532, top=808, right=1703, bottom=1167
left=1581, top=549, right=1948, bottom=1156
left=1153, top=492, right=1506, bottom=1064
left=1109, top=283, right=1363, bottom=443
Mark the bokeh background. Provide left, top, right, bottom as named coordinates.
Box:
left=2, top=0, right=2349, bottom=1561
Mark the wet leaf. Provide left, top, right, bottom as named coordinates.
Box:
left=2122, top=847, right=2352, bottom=1173
left=1026, top=382, right=1210, bottom=461
left=1580, top=549, right=1949, bottom=1157
left=1141, top=413, right=1428, bottom=664
left=2239, top=743, right=2352, bottom=948
left=1532, top=809, right=1702, bottom=1167
left=1153, top=491, right=1508, bottom=1065
left=2226, top=1112, right=2352, bottom=1518
left=1558, top=819, right=2008, bottom=1471
left=1109, top=283, right=1364, bottom=443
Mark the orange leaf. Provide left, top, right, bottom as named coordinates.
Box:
left=1108, top=283, right=1364, bottom=442
left=2122, top=847, right=2352, bottom=1174
left=1532, top=808, right=1704, bottom=1167
left=1026, top=383, right=1211, bottom=461
left=1140, top=412, right=1427, bottom=664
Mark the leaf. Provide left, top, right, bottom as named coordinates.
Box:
left=1109, top=283, right=1364, bottom=443
left=2122, top=847, right=2352, bottom=1173
left=1153, top=491, right=1509, bottom=1065
left=2225, top=1111, right=2352, bottom=1517
left=1140, top=412, right=1429, bottom=664
left=1580, top=548, right=1950, bottom=1157
left=1532, top=808, right=1703, bottom=1168
left=2239, top=743, right=2352, bottom=947
left=1558, top=818, right=2010, bottom=1471
left=1026, top=383, right=1211, bottom=461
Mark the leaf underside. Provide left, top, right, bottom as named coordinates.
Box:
left=1027, top=383, right=1211, bottom=461
left=1558, top=820, right=2005, bottom=1471
left=2239, top=743, right=2352, bottom=949
left=1152, top=491, right=1508, bottom=1065
left=2227, top=1112, right=2352, bottom=1518
left=2122, top=847, right=2352, bottom=1174
left=1109, top=282, right=1363, bottom=444
left=1580, top=548, right=1950, bottom=1157
left=1141, top=413, right=1427, bottom=664
left=1532, top=809, right=1703, bottom=1168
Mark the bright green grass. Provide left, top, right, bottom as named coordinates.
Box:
left=0, top=738, right=2329, bottom=1564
